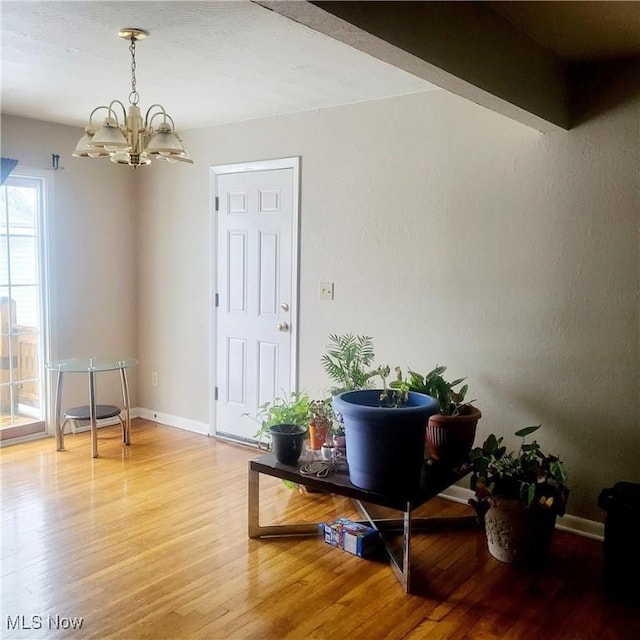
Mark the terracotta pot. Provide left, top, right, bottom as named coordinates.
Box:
left=308, top=423, right=328, bottom=450
left=484, top=497, right=557, bottom=565
left=426, top=405, right=481, bottom=463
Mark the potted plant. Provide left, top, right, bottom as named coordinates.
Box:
left=468, top=425, right=569, bottom=565
left=333, top=423, right=346, bottom=451
left=254, top=391, right=311, bottom=465
left=321, top=333, right=379, bottom=458
left=321, top=333, right=379, bottom=394
left=323, top=335, right=439, bottom=492
left=392, top=366, right=481, bottom=463
left=308, top=399, right=333, bottom=451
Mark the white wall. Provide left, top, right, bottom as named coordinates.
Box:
left=1, top=115, right=138, bottom=413
left=137, top=90, right=639, bottom=521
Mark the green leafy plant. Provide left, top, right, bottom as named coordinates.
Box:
left=468, top=425, right=569, bottom=516
left=321, top=334, right=378, bottom=393
left=309, top=399, right=333, bottom=430
left=323, top=335, right=469, bottom=410
left=378, top=365, right=410, bottom=407
left=251, top=391, right=311, bottom=447
left=391, top=365, right=473, bottom=416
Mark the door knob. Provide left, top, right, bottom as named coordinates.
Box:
left=276, top=322, right=290, bottom=332
left=280, top=303, right=289, bottom=312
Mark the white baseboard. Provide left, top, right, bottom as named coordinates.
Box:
left=555, top=514, right=605, bottom=541
left=439, top=486, right=604, bottom=541
left=136, top=407, right=209, bottom=436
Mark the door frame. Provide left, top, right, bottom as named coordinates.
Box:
left=0, top=167, right=53, bottom=442
left=209, top=157, right=301, bottom=438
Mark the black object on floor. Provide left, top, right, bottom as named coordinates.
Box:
left=598, top=481, right=640, bottom=599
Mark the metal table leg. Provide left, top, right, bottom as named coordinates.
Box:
left=248, top=466, right=260, bottom=538
left=54, top=370, right=64, bottom=451
left=247, top=467, right=328, bottom=538
left=355, top=499, right=413, bottom=593
left=119, top=364, right=131, bottom=445
left=89, top=369, right=98, bottom=458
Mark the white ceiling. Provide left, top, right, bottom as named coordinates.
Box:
left=0, top=0, right=437, bottom=132
left=3, top=1, right=638, bottom=135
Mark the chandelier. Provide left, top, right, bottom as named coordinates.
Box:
left=72, top=28, right=192, bottom=167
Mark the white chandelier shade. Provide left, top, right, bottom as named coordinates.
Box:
left=71, top=128, right=112, bottom=158
left=91, top=116, right=129, bottom=149
left=72, top=28, right=192, bottom=168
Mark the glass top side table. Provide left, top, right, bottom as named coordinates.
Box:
left=47, top=357, right=139, bottom=458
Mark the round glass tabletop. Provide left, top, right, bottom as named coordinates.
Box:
left=47, top=357, right=139, bottom=372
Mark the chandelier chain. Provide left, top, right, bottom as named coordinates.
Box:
left=129, top=36, right=139, bottom=106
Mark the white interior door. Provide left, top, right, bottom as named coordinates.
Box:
left=212, top=158, right=299, bottom=442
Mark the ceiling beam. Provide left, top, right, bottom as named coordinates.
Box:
left=257, top=0, right=569, bottom=132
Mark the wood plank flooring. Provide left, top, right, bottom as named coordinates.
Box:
left=1, top=420, right=637, bottom=639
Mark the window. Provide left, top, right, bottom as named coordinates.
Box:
left=0, top=173, right=49, bottom=440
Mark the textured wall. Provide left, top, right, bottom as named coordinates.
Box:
left=137, top=89, right=639, bottom=521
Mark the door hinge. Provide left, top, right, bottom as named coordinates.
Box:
left=215, top=293, right=219, bottom=307
left=214, top=196, right=219, bottom=211
left=214, top=386, right=219, bottom=401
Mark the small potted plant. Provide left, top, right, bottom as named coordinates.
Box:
left=254, top=391, right=311, bottom=465
left=308, top=399, right=333, bottom=450
left=468, top=425, right=569, bottom=565
left=392, top=366, right=481, bottom=463
left=333, top=423, right=346, bottom=451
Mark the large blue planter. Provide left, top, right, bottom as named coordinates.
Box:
left=333, top=390, right=439, bottom=493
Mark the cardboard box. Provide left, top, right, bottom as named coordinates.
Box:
left=323, top=518, right=379, bottom=557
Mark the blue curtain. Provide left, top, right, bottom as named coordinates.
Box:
left=1, top=157, right=18, bottom=185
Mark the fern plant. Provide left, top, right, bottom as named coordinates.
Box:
left=321, top=334, right=379, bottom=393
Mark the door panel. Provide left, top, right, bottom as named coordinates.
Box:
left=214, top=163, right=297, bottom=441
left=226, top=337, right=246, bottom=406
left=257, top=341, right=278, bottom=408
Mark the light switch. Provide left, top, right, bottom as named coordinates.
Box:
left=319, top=282, right=334, bottom=300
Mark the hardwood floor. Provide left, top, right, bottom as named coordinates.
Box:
left=1, top=420, right=637, bottom=639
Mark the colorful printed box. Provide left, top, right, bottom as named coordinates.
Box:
left=323, top=518, right=379, bottom=557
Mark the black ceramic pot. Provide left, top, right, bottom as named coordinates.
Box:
left=269, top=424, right=306, bottom=465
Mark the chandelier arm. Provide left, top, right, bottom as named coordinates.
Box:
left=87, top=106, right=112, bottom=129
left=144, top=104, right=176, bottom=131
left=107, top=100, right=128, bottom=127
